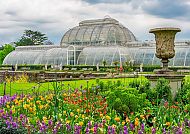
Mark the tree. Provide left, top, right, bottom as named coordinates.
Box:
left=0, top=44, right=15, bottom=64
left=14, top=30, right=48, bottom=46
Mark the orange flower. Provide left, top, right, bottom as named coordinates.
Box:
left=166, top=122, right=170, bottom=126
left=114, top=117, right=120, bottom=122
left=134, top=118, right=139, bottom=126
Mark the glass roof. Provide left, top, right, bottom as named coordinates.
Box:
left=77, top=46, right=131, bottom=65
left=60, top=18, right=137, bottom=46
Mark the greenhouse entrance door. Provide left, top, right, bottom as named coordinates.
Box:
left=67, top=46, right=75, bottom=65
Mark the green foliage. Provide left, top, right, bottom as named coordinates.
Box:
left=0, top=44, right=15, bottom=64
left=154, top=78, right=172, bottom=102
left=128, top=76, right=150, bottom=93
left=107, top=87, right=149, bottom=114
left=175, top=77, right=190, bottom=104
left=14, top=30, right=48, bottom=46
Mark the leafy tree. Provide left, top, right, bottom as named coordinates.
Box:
left=14, top=30, right=48, bottom=46
left=0, top=44, right=15, bottom=64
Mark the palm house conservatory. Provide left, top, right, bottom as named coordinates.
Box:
left=3, top=17, right=190, bottom=67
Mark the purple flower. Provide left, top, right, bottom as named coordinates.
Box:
left=152, top=128, right=156, bottom=134
left=163, top=128, right=166, bottom=134
left=20, top=114, right=23, bottom=119
left=12, top=122, right=18, bottom=128
left=9, top=110, right=12, bottom=115
left=85, top=127, right=90, bottom=134
left=130, top=123, right=134, bottom=131
left=112, top=127, right=115, bottom=134
left=177, top=128, right=183, bottom=134
left=108, top=126, right=111, bottom=134
left=53, top=128, right=57, bottom=134
left=141, top=123, right=145, bottom=132
left=66, top=124, right=71, bottom=132
left=88, top=121, right=92, bottom=127
left=123, top=126, right=128, bottom=134
left=48, top=119, right=53, bottom=126
left=138, top=130, right=143, bottom=134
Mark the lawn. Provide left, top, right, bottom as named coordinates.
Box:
left=0, top=77, right=137, bottom=96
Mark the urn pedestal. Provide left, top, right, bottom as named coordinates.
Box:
left=149, top=28, right=181, bottom=74
left=146, top=27, right=184, bottom=98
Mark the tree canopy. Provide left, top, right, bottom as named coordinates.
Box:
left=0, top=44, right=15, bottom=64
left=14, top=30, right=48, bottom=46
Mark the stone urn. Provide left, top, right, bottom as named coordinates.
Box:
left=149, top=27, right=181, bottom=73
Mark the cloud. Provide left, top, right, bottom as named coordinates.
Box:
left=142, top=0, right=190, bottom=19
left=83, top=0, right=131, bottom=4
left=0, top=0, right=189, bottom=46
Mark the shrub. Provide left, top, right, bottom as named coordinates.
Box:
left=175, top=78, right=190, bottom=104
left=128, top=76, right=150, bottom=94
left=154, top=78, right=172, bottom=103
left=107, top=87, right=149, bottom=114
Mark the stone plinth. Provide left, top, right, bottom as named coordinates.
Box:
left=145, top=74, right=185, bottom=98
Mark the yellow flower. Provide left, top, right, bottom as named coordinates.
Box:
left=122, top=121, right=125, bottom=125
left=77, top=109, right=80, bottom=113
left=43, top=117, right=47, bottom=121
left=152, top=117, right=156, bottom=123
left=70, top=112, right=74, bottom=117
left=27, top=99, right=30, bottom=103
left=14, top=99, right=19, bottom=105
left=29, top=107, right=33, bottom=112
left=39, top=105, right=43, bottom=110
left=63, top=93, right=67, bottom=96
left=100, top=113, right=103, bottom=118
left=112, top=124, right=116, bottom=128
left=79, top=121, right=83, bottom=126
left=23, top=104, right=27, bottom=109
left=36, top=100, right=40, bottom=105
left=6, top=105, right=10, bottom=108
left=12, top=109, right=15, bottom=114
left=126, top=117, right=130, bottom=123
left=140, top=115, right=145, bottom=119
left=66, top=120, right=70, bottom=124
left=44, top=104, right=49, bottom=109
left=75, top=115, right=78, bottom=118
left=40, top=97, right=45, bottom=101
left=106, top=115, right=111, bottom=120
left=82, top=114, right=85, bottom=119
left=30, top=97, right=34, bottom=101
left=63, top=111, right=66, bottom=114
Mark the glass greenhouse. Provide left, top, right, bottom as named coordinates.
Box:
left=3, top=17, right=190, bottom=67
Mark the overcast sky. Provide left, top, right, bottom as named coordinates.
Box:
left=0, top=0, right=190, bottom=46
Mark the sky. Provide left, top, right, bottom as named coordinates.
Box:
left=0, top=0, right=190, bottom=46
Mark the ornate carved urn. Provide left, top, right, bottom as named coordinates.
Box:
left=149, top=28, right=181, bottom=73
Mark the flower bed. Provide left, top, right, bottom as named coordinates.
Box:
left=0, top=78, right=189, bottom=133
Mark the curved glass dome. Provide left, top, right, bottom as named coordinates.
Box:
left=61, top=18, right=137, bottom=46
left=3, top=45, right=67, bottom=65
left=77, top=46, right=131, bottom=65
left=34, top=48, right=68, bottom=65
left=131, top=42, right=190, bottom=66
left=3, top=50, right=44, bottom=65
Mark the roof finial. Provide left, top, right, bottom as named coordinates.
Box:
left=104, top=15, right=111, bottom=19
